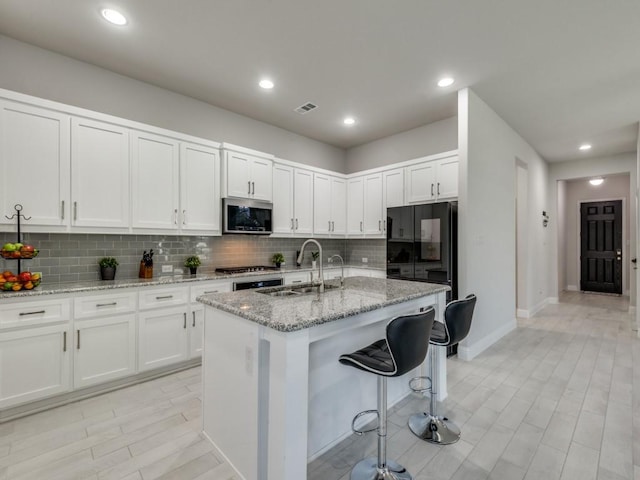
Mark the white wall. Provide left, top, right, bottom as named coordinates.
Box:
left=548, top=152, right=637, bottom=306
left=0, top=35, right=346, bottom=172
left=344, top=117, right=457, bottom=173
left=557, top=180, right=567, bottom=296
left=458, top=89, right=550, bottom=360
left=562, top=175, right=630, bottom=294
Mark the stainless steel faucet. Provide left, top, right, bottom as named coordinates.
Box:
left=297, top=239, right=324, bottom=292
left=328, top=254, right=345, bottom=288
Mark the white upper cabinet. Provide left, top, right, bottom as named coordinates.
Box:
left=363, top=173, right=385, bottom=236
left=294, top=168, right=314, bottom=235
left=347, top=177, right=364, bottom=236
left=180, top=142, right=220, bottom=234
left=405, top=154, right=458, bottom=204
left=221, top=144, right=274, bottom=202
left=383, top=168, right=404, bottom=208
left=71, top=118, right=130, bottom=229
left=131, top=131, right=180, bottom=230
left=313, top=173, right=346, bottom=236
left=272, top=163, right=314, bottom=237
left=0, top=100, right=70, bottom=228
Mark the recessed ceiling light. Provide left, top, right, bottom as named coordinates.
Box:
left=579, top=144, right=592, bottom=151
left=589, top=177, right=604, bottom=186
left=259, top=79, right=274, bottom=89
left=343, top=117, right=356, bottom=126
left=101, top=8, right=127, bottom=26
left=437, top=77, right=455, bottom=87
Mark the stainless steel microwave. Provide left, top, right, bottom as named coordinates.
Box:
left=223, top=198, right=273, bottom=235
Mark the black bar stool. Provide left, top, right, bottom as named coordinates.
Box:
left=339, top=308, right=436, bottom=480
left=408, top=294, right=477, bottom=445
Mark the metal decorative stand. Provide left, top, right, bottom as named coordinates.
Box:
left=4, top=204, right=32, bottom=274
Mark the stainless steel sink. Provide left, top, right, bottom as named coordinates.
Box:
left=258, top=283, right=339, bottom=297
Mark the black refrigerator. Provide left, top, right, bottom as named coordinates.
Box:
left=386, top=202, right=458, bottom=302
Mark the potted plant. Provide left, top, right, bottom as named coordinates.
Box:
left=311, top=251, right=320, bottom=269
left=271, top=252, right=285, bottom=268
left=185, top=255, right=201, bottom=275
left=99, top=257, right=118, bottom=280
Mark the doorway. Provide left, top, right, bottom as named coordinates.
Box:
left=580, top=200, right=623, bottom=294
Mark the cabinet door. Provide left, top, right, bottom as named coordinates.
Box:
left=250, top=157, right=273, bottom=202
left=436, top=156, right=459, bottom=200
left=189, top=307, right=204, bottom=359
left=180, top=142, right=221, bottom=234
left=138, top=306, right=189, bottom=371
left=293, top=168, right=314, bottom=235
left=225, top=151, right=252, bottom=198
left=71, top=118, right=129, bottom=228
left=405, top=162, right=436, bottom=204
left=131, top=131, right=180, bottom=230
left=347, top=177, right=364, bottom=236
left=330, top=177, right=347, bottom=235
left=0, top=324, right=71, bottom=408
left=74, top=314, right=136, bottom=388
left=363, top=173, right=384, bottom=235
left=313, top=174, right=332, bottom=235
left=272, top=164, right=294, bottom=235
left=384, top=168, right=404, bottom=208
left=0, top=101, right=70, bottom=228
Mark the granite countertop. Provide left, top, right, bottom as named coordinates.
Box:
left=197, top=276, right=449, bottom=332
left=0, top=264, right=384, bottom=299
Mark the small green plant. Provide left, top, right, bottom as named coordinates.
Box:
left=311, top=251, right=320, bottom=261
left=184, top=255, right=201, bottom=268
left=99, top=257, right=119, bottom=268
left=271, top=252, right=285, bottom=265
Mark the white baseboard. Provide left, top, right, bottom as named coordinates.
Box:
left=529, top=298, right=549, bottom=317
left=547, top=297, right=559, bottom=304
left=516, top=297, right=556, bottom=319
left=458, top=319, right=517, bottom=361
left=566, top=285, right=578, bottom=291
left=516, top=308, right=529, bottom=318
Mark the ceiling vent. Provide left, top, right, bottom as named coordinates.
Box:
left=294, top=102, right=318, bottom=114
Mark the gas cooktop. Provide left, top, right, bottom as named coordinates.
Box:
left=215, top=265, right=281, bottom=274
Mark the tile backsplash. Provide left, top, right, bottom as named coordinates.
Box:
left=0, top=233, right=385, bottom=283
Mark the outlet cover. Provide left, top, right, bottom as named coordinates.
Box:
left=161, top=265, right=173, bottom=273
left=362, top=258, right=368, bottom=263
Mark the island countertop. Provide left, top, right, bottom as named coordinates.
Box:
left=197, top=276, right=449, bottom=332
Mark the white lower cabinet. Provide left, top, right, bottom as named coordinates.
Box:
left=138, top=306, right=190, bottom=371
left=189, top=307, right=204, bottom=358
left=0, top=324, right=71, bottom=409
left=73, top=314, right=136, bottom=389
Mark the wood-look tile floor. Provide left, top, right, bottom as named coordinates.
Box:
left=0, top=292, right=637, bottom=480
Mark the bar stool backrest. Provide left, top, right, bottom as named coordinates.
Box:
left=444, top=294, right=477, bottom=346
left=386, top=307, right=436, bottom=377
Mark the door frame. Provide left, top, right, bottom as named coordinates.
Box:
left=576, top=197, right=626, bottom=295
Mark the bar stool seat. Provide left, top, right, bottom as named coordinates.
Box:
left=408, top=294, right=477, bottom=445
left=339, top=308, right=435, bottom=480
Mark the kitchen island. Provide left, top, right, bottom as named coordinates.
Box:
left=197, top=276, right=448, bottom=480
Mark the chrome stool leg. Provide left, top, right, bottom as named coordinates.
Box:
left=350, top=376, right=412, bottom=480
left=408, top=347, right=461, bottom=445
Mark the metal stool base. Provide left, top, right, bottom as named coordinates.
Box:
left=408, top=412, right=461, bottom=445
left=350, top=458, right=413, bottom=480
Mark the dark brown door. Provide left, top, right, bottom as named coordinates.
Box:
left=580, top=200, right=622, bottom=294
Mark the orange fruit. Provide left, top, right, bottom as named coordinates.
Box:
left=12, top=283, right=22, bottom=291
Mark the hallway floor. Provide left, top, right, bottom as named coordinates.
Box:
left=0, top=293, right=636, bottom=479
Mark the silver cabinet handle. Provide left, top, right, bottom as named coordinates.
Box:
left=437, top=183, right=440, bottom=196
left=192, top=311, right=196, bottom=327
left=155, top=295, right=173, bottom=300
left=292, top=280, right=302, bottom=284
left=19, top=310, right=45, bottom=316
left=204, top=290, right=219, bottom=294
left=291, top=218, right=294, bottom=229
left=378, top=220, right=382, bottom=231
left=332, top=221, right=335, bottom=232
left=61, top=200, right=65, bottom=220
left=63, top=331, right=67, bottom=352
left=174, top=209, right=178, bottom=225
left=360, top=221, right=363, bottom=232
left=252, top=182, right=255, bottom=195
left=295, top=218, right=299, bottom=229
left=183, top=312, right=187, bottom=329
left=431, top=184, right=434, bottom=197
left=96, top=302, right=117, bottom=308
left=383, top=220, right=386, bottom=232
left=248, top=181, right=251, bottom=195
left=182, top=209, right=187, bottom=225
left=328, top=220, right=331, bottom=231
left=74, top=201, right=78, bottom=221
left=77, top=330, right=80, bottom=350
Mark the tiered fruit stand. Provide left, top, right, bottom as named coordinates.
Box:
left=1, top=204, right=41, bottom=291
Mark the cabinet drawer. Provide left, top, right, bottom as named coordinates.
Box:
left=0, top=297, right=71, bottom=329
left=139, top=287, right=188, bottom=310
left=74, top=291, right=137, bottom=319
left=283, top=271, right=311, bottom=286
left=190, top=281, right=232, bottom=302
